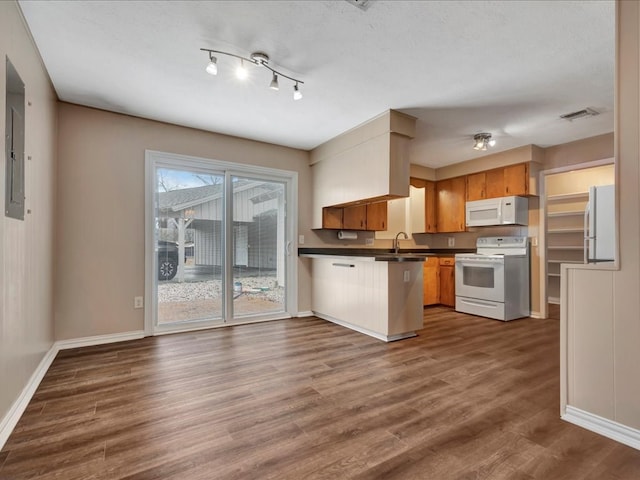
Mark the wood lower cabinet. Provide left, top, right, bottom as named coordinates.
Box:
left=423, top=257, right=440, bottom=306
left=436, top=177, right=466, bottom=232
left=422, top=256, right=455, bottom=307
left=439, top=257, right=455, bottom=307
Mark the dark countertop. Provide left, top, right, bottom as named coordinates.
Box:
left=298, top=247, right=475, bottom=257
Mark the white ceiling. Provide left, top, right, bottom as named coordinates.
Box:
left=18, top=0, right=615, bottom=168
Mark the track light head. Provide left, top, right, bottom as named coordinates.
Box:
left=205, top=54, right=218, bottom=75
left=269, top=73, right=279, bottom=91
left=236, top=59, right=248, bottom=80
left=293, top=83, right=302, bottom=100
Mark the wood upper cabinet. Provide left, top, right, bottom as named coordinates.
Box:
left=485, top=168, right=506, bottom=198
left=322, top=207, right=343, bottom=229
left=439, top=257, right=456, bottom=307
left=423, top=257, right=440, bottom=306
left=322, top=203, right=387, bottom=231
left=503, top=163, right=529, bottom=196
left=466, top=172, right=486, bottom=201
left=366, top=202, right=387, bottom=231
left=424, top=180, right=437, bottom=233
left=436, top=176, right=466, bottom=232
left=343, top=205, right=367, bottom=230
left=466, top=162, right=531, bottom=201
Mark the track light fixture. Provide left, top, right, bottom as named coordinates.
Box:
left=200, top=48, right=304, bottom=100
left=473, top=133, right=496, bottom=151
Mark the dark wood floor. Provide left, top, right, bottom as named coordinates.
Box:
left=2, top=307, right=640, bottom=479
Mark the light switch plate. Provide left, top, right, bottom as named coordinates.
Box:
left=134, top=296, right=144, bottom=309
left=403, top=271, right=410, bottom=282
left=448, top=237, right=455, bottom=247
left=298, top=235, right=305, bottom=245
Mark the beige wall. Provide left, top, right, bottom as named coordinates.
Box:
left=544, top=132, right=614, bottom=170
left=562, top=0, right=640, bottom=432
left=0, top=2, right=57, bottom=426
left=56, top=103, right=311, bottom=340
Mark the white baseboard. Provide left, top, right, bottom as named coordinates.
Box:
left=0, top=330, right=145, bottom=451
left=313, top=312, right=416, bottom=342
left=563, top=405, right=640, bottom=451
left=529, top=311, right=543, bottom=319
left=296, top=310, right=314, bottom=317
left=55, top=330, right=145, bottom=350
left=0, top=345, right=57, bottom=450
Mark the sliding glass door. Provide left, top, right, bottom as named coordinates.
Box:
left=231, top=176, right=286, bottom=318
left=146, top=151, right=296, bottom=334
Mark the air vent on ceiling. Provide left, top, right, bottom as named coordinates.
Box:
left=560, top=107, right=600, bottom=121
left=344, top=0, right=371, bottom=11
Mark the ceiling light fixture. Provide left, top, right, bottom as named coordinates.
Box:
left=200, top=48, right=304, bottom=99
left=473, top=133, right=496, bottom=151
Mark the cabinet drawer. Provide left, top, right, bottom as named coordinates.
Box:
left=424, top=257, right=439, bottom=267
left=439, top=257, right=455, bottom=266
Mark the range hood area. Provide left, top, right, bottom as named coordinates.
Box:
left=309, top=110, right=416, bottom=229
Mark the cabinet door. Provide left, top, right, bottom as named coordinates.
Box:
left=366, top=202, right=387, bottom=231
left=423, top=257, right=440, bottom=306
left=425, top=181, right=437, bottom=233
left=323, top=207, right=343, bottom=229
left=439, top=263, right=455, bottom=307
left=485, top=169, right=505, bottom=199
left=343, top=205, right=367, bottom=230
left=466, top=172, right=486, bottom=201
left=436, top=177, right=466, bottom=232
left=504, top=163, right=529, bottom=196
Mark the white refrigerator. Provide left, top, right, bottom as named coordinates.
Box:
left=585, top=184, right=616, bottom=263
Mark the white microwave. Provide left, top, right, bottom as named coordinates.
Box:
left=465, top=196, right=528, bottom=227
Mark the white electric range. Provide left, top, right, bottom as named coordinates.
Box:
left=454, top=236, right=530, bottom=321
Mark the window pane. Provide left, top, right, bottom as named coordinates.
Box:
left=156, top=168, right=224, bottom=325
left=231, top=176, right=285, bottom=317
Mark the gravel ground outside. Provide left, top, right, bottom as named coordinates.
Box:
left=157, top=276, right=284, bottom=323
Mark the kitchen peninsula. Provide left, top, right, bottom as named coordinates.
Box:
left=300, top=249, right=424, bottom=341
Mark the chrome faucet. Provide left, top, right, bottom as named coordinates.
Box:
left=393, top=231, right=409, bottom=254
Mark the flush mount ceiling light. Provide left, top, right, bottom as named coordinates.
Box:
left=473, top=133, right=496, bottom=151
left=200, top=48, right=304, bottom=100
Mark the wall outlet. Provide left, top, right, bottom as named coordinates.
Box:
left=403, top=271, right=410, bottom=282
left=448, top=237, right=455, bottom=247
left=299, top=234, right=305, bottom=245
left=134, top=296, right=144, bottom=309
left=365, top=238, right=374, bottom=246
left=531, top=236, right=538, bottom=247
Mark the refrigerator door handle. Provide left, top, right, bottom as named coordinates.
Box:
left=584, top=201, right=591, bottom=264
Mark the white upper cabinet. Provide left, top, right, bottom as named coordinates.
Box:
left=310, top=110, right=416, bottom=229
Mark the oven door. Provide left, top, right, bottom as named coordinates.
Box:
left=455, top=255, right=505, bottom=303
